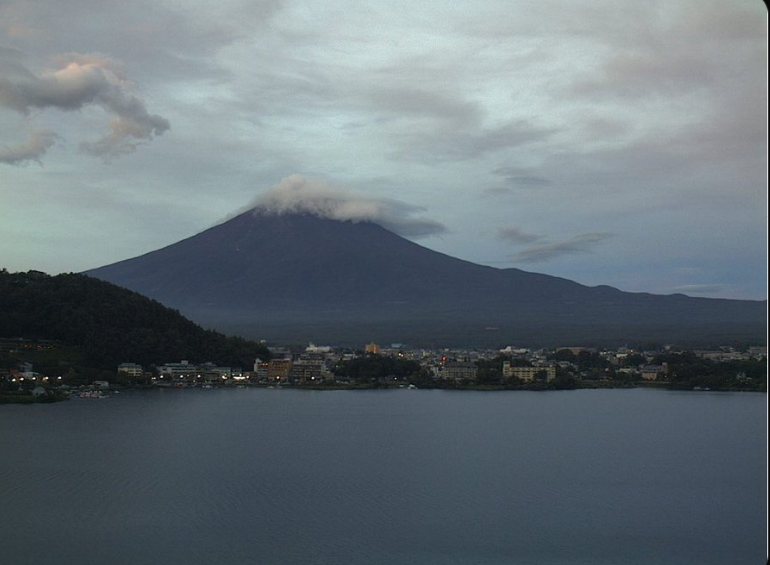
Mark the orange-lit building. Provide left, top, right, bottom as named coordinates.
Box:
left=267, top=359, right=292, bottom=382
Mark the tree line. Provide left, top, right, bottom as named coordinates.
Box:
left=0, top=269, right=270, bottom=376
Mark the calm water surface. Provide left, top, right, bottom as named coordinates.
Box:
left=0, top=388, right=766, bottom=565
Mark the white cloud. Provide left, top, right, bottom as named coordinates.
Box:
left=247, top=174, right=446, bottom=238
left=0, top=52, right=169, bottom=161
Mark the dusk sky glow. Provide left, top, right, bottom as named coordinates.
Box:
left=1, top=0, right=766, bottom=300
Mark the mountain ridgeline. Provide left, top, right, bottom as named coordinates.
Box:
left=0, top=269, right=270, bottom=370
left=85, top=211, right=766, bottom=347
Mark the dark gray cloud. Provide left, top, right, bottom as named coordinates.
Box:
left=567, top=1, right=765, bottom=100
left=481, top=187, right=515, bottom=197
left=459, top=122, right=557, bottom=158
left=496, top=227, right=543, bottom=245
left=571, top=51, right=718, bottom=99
left=0, top=0, right=284, bottom=84
left=367, top=86, right=482, bottom=128
left=0, top=129, right=57, bottom=164
left=668, top=284, right=730, bottom=296
left=390, top=120, right=557, bottom=163
left=505, top=175, right=552, bottom=187
left=508, top=232, right=616, bottom=263
left=491, top=166, right=553, bottom=188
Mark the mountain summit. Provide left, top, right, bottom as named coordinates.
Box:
left=85, top=210, right=766, bottom=346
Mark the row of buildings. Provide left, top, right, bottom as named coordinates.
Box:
left=113, top=343, right=765, bottom=387
left=117, top=353, right=336, bottom=386
left=4, top=339, right=762, bottom=389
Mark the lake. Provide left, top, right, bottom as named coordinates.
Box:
left=0, top=388, right=766, bottom=564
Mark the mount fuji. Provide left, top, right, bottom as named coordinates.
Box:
left=85, top=209, right=766, bottom=347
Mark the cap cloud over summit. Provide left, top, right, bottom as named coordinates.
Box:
left=244, top=175, right=447, bottom=238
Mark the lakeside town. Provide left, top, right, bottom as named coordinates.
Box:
left=2, top=338, right=766, bottom=401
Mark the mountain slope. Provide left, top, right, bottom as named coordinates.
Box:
left=85, top=211, right=766, bottom=347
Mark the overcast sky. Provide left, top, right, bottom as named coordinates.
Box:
left=1, top=0, right=766, bottom=300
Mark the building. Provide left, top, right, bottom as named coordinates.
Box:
left=443, top=362, right=477, bottom=380
left=503, top=362, right=556, bottom=382
left=253, top=360, right=269, bottom=380
left=159, top=360, right=199, bottom=379
left=268, top=346, right=292, bottom=359
left=117, top=363, right=143, bottom=378
left=267, top=359, right=292, bottom=382
left=640, top=363, right=667, bottom=381
left=290, top=359, right=326, bottom=383
left=212, top=366, right=233, bottom=380
left=365, top=342, right=379, bottom=354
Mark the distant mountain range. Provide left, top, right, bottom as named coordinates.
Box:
left=85, top=210, right=766, bottom=347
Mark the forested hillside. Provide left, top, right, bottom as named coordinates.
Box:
left=0, top=269, right=270, bottom=370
